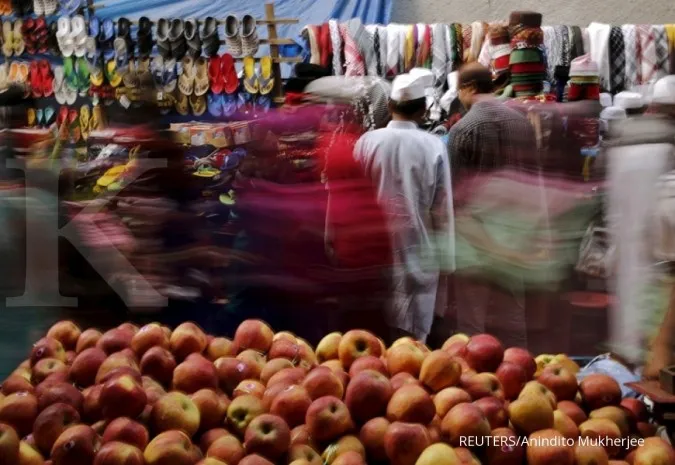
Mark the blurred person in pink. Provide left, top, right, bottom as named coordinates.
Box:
left=353, top=73, right=454, bottom=343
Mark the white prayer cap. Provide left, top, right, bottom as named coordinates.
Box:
left=409, top=68, right=434, bottom=88
left=390, top=73, right=426, bottom=102
left=652, top=75, right=675, bottom=105
left=599, top=93, right=612, bottom=107
left=600, top=106, right=627, bottom=120
left=614, top=91, right=644, bottom=109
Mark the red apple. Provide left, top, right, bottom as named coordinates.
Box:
left=433, top=387, right=472, bottom=418
left=305, top=396, right=353, bottom=443
left=143, top=430, right=195, bottom=465
left=50, top=424, right=101, bottom=465
left=151, top=392, right=201, bottom=438
left=496, top=362, right=528, bottom=400
left=290, top=425, right=313, bottom=447
left=173, top=354, right=218, bottom=394
left=236, top=351, right=266, bottom=379
left=233, top=320, right=274, bottom=353
left=102, top=417, right=149, bottom=450
left=503, top=347, right=537, bottom=380
left=214, top=358, right=258, bottom=395
left=384, top=422, right=431, bottom=465
left=227, top=395, right=265, bottom=437
left=461, top=372, right=505, bottom=401
left=99, top=374, right=147, bottom=420
left=140, top=346, right=176, bottom=387
left=206, top=434, right=245, bottom=464
left=82, top=385, right=103, bottom=423
left=239, top=454, right=274, bottom=465
left=441, top=334, right=470, bottom=356
left=345, top=370, right=393, bottom=424
left=31, top=359, right=68, bottom=385
left=170, top=322, right=208, bottom=361
left=462, top=334, right=504, bottom=373
left=267, top=368, right=306, bottom=388
left=419, top=350, right=461, bottom=393
left=130, top=323, right=169, bottom=357
left=537, top=364, right=578, bottom=401
left=270, top=385, right=312, bottom=428
left=620, top=398, right=648, bottom=423
left=633, top=437, right=675, bottom=465
left=191, top=389, right=228, bottom=432
left=579, top=374, right=622, bottom=411
left=200, top=429, right=228, bottom=453
left=486, top=427, right=526, bottom=465
left=93, top=441, right=144, bottom=465
left=260, top=359, right=294, bottom=385
left=0, top=422, right=20, bottom=465
left=47, top=321, right=81, bottom=351
left=337, top=330, right=383, bottom=369
left=95, top=351, right=139, bottom=385
left=70, top=348, right=107, bottom=388
left=386, top=344, right=426, bottom=378
left=243, top=414, right=290, bottom=461
left=96, top=328, right=134, bottom=355
left=76, top=329, right=103, bottom=354
left=348, top=356, right=387, bottom=378
left=557, top=400, right=588, bottom=426
left=287, top=444, right=321, bottom=465
left=526, top=429, right=574, bottom=465
left=316, top=333, right=342, bottom=364
left=474, top=396, right=508, bottom=429
left=206, top=338, right=236, bottom=362
left=386, top=385, right=434, bottom=425
left=30, top=338, right=66, bottom=367
left=441, top=402, right=491, bottom=446
left=302, top=367, right=344, bottom=401
left=36, top=382, right=83, bottom=413
left=0, top=392, right=38, bottom=437
left=332, top=450, right=366, bottom=465
left=2, top=374, right=34, bottom=395
left=359, top=417, right=389, bottom=462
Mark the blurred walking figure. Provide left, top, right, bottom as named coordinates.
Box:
left=353, top=73, right=454, bottom=343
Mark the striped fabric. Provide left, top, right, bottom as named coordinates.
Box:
left=622, top=24, right=639, bottom=89
left=385, top=24, right=400, bottom=77
left=340, top=23, right=365, bottom=77
left=431, top=23, right=448, bottom=120
left=346, top=18, right=378, bottom=76
left=609, top=26, right=625, bottom=93
left=652, top=25, right=669, bottom=80
left=329, top=20, right=343, bottom=76
left=637, top=24, right=658, bottom=83
left=377, top=26, right=388, bottom=77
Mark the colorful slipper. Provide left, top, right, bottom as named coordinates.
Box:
left=207, top=93, right=222, bottom=117
left=39, top=60, right=54, bottom=97
left=221, top=53, right=238, bottom=94
left=257, top=94, right=271, bottom=113
left=89, top=104, right=103, bottom=131
left=209, top=55, right=222, bottom=94
left=75, top=57, right=90, bottom=93
left=79, top=104, right=90, bottom=140
left=36, top=108, right=44, bottom=127
left=163, top=57, right=177, bottom=93
left=27, top=107, right=36, bottom=126
left=105, top=59, right=122, bottom=87
left=189, top=94, right=206, bottom=116
left=242, top=56, right=259, bottom=94
left=68, top=107, right=80, bottom=142
left=258, top=56, right=274, bottom=95
left=193, top=57, right=209, bottom=96
left=222, top=93, right=237, bottom=117
left=175, top=91, right=189, bottom=115
left=178, top=55, right=194, bottom=95
left=44, top=106, right=55, bottom=126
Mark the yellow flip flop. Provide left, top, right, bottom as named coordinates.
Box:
left=89, top=105, right=103, bottom=132
left=175, top=92, right=189, bottom=115
left=27, top=108, right=36, bottom=126
left=106, top=59, right=122, bottom=87
left=96, top=164, right=126, bottom=188
left=243, top=56, right=259, bottom=94
left=259, top=56, right=274, bottom=95
left=79, top=105, right=91, bottom=141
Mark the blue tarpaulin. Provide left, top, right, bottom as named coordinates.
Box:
left=94, top=0, right=392, bottom=44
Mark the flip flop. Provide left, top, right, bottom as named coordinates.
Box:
left=63, top=56, right=77, bottom=88
left=258, top=56, right=274, bottom=95
left=193, top=165, right=220, bottom=178
left=44, top=106, right=55, bottom=126
left=56, top=105, right=68, bottom=127
left=105, top=59, right=121, bottom=87
left=221, top=53, right=238, bottom=94
left=89, top=16, right=100, bottom=38
left=256, top=94, right=271, bottom=113
left=2, top=21, right=13, bottom=57
left=39, top=60, right=54, bottom=97
left=151, top=55, right=163, bottom=90
left=53, top=65, right=66, bottom=104
left=68, top=107, right=80, bottom=142
left=222, top=93, right=237, bottom=117
left=27, top=107, right=36, bottom=126
left=101, top=19, right=114, bottom=61
left=122, top=58, right=139, bottom=88
left=0, top=63, right=8, bottom=89
left=163, top=57, right=176, bottom=93
left=207, top=93, right=222, bottom=117
left=13, top=19, right=24, bottom=55
left=175, top=91, right=189, bottom=115
left=79, top=104, right=90, bottom=140
left=36, top=108, right=44, bottom=126
left=56, top=16, right=73, bottom=57
left=29, top=60, right=42, bottom=97
left=189, top=94, right=206, bottom=116
left=75, top=57, right=90, bottom=94
left=16, top=62, right=29, bottom=85
left=208, top=55, right=222, bottom=94
left=60, top=0, right=82, bottom=16
left=193, top=57, right=209, bottom=96
left=113, top=37, right=128, bottom=76
left=178, top=55, right=194, bottom=95
left=89, top=104, right=103, bottom=131
left=87, top=45, right=104, bottom=86
left=242, top=56, right=258, bottom=94
left=7, top=62, right=18, bottom=82
left=70, top=15, right=87, bottom=57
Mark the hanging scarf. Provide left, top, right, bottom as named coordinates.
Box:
left=454, top=24, right=463, bottom=69
left=377, top=26, right=388, bottom=77
left=558, top=25, right=571, bottom=67
left=637, top=24, right=658, bottom=84
left=666, top=24, right=675, bottom=73
left=622, top=24, right=638, bottom=89
left=570, top=26, right=584, bottom=60
left=385, top=24, right=400, bottom=77
left=543, top=26, right=561, bottom=84
left=609, top=26, right=625, bottom=93
left=417, top=24, right=431, bottom=68
left=469, top=21, right=485, bottom=62
left=346, top=18, right=377, bottom=76
left=340, top=23, right=365, bottom=77
left=462, top=24, right=472, bottom=62
left=328, top=20, right=343, bottom=76
left=444, top=23, right=455, bottom=76
left=398, top=25, right=407, bottom=73
left=404, top=24, right=415, bottom=71
left=653, top=25, right=669, bottom=80
left=587, top=22, right=611, bottom=91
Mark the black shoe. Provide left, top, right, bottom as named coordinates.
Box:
left=117, top=17, right=134, bottom=57
left=184, top=18, right=201, bottom=59
left=137, top=16, right=153, bottom=57
left=200, top=16, right=220, bottom=57
left=156, top=18, right=171, bottom=58
left=169, top=18, right=186, bottom=59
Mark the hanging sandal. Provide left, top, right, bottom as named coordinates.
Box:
left=156, top=17, right=171, bottom=58
left=175, top=91, right=189, bottom=115
left=53, top=65, right=66, bottom=104
left=193, top=57, right=209, bottom=96
left=221, top=53, right=238, bottom=94
left=242, top=56, right=259, bottom=94
left=29, top=60, right=42, bottom=97
left=178, top=55, right=194, bottom=95
left=105, top=59, right=122, bottom=87
left=2, top=21, right=13, bottom=57
left=27, top=107, right=36, bottom=126
left=79, top=104, right=90, bottom=140
left=189, top=94, right=206, bottom=116
left=13, top=19, right=24, bottom=55
left=163, top=57, right=177, bottom=93
left=44, top=106, right=55, bottom=126
left=207, top=93, right=222, bottom=117
left=0, top=63, right=8, bottom=90
left=89, top=104, right=103, bottom=131
left=240, top=14, right=259, bottom=57
left=258, top=55, right=274, bottom=95
left=68, top=107, right=80, bottom=143
left=208, top=55, right=222, bottom=94
left=224, top=15, right=242, bottom=57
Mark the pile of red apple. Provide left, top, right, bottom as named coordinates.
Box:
left=0, top=320, right=673, bottom=465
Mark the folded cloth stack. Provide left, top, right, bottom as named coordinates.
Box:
left=489, top=24, right=511, bottom=77
left=566, top=54, right=600, bottom=101
left=508, top=11, right=544, bottom=98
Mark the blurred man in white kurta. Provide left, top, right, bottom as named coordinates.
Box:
left=354, top=73, right=455, bottom=343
